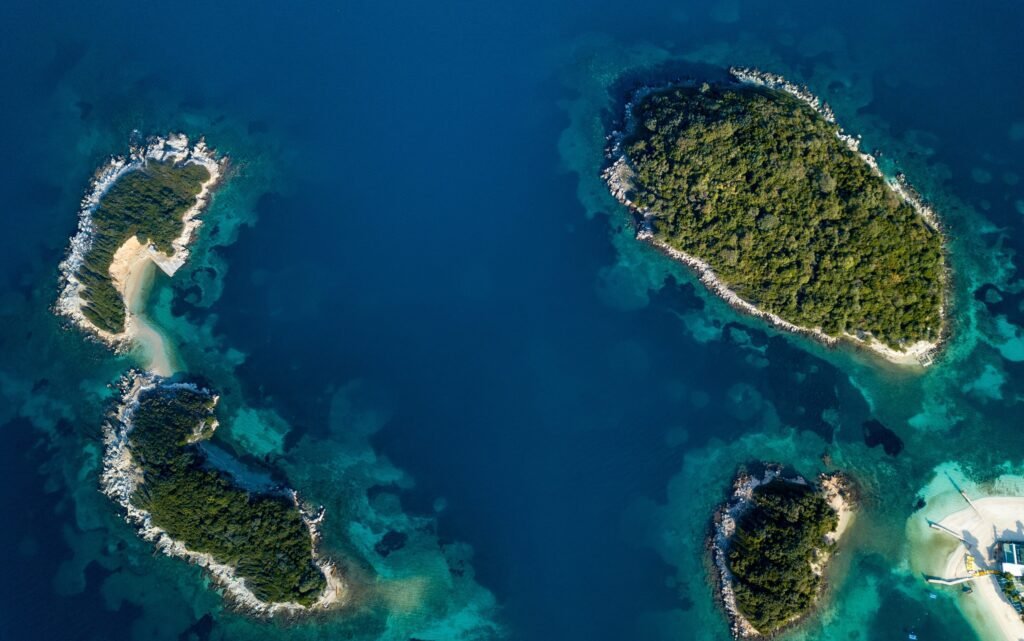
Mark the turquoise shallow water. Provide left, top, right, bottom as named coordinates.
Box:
left=2, top=1, right=1024, bottom=640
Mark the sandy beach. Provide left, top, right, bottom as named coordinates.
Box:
left=916, top=495, right=1024, bottom=641
left=111, top=237, right=176, bottom=376
left=822, top=473, right=856, bottom=546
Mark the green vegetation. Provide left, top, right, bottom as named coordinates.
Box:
left=622, top=84, right=944, bottom=348
left=79, top=161, right=209, bottom=334
left=728, top=479, right=839, bottom=634
left=1000, top=572, right=1024, bottom=619
left=129, top=384, right=326, bottom=606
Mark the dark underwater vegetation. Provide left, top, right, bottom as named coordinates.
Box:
left=1, top=1, right=1024, bottom=640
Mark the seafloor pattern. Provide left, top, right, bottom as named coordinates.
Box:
left=2, top=2, right=1024, bottom=641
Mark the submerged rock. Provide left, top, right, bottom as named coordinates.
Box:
left=862, top=419, right=904, bottom=456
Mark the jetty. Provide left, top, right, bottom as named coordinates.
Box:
left=927, top=519, right=967, bottom=544
left=917, top=476, right=1024, bottom=641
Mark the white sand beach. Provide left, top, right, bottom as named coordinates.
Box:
left=913, top=490, right=1024, bottom=641
left=822, top=473, right=856, bottom=545
left=116, top=242, right=175, bottom=376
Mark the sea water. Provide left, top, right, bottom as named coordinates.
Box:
left=1, top=1, right=1023, bottom=640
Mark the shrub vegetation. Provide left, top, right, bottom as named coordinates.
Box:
left=622, top=85, right=944, bottom=348
left=128, top=384, right=326, bottom=605
left=728, top=479, right=838, bottom=633
left=79, top=161, right=209, bottom=334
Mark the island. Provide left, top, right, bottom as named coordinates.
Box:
left=102, top=371, right=345, bottom=615
left=710, top=465, right=855, bottom=638
left=912, top=475, right=1024, bottom=641
left=58, top=136, right=345, bottom=615
left=56, top=133, right=225, bottom=374
left=604, top=68, right=947, bottom=365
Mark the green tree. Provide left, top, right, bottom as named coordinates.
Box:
left=620, top=84, right=944, bottom=348
left=78, top=161, right=210, bottom=333
left=728, top=479, right=838, bottom=633
left=127, top=384, right=327, bottom=606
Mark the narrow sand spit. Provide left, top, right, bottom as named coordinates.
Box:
left=113, top=238, right=175, bottom=375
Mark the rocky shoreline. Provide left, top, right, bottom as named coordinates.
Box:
left=55, top=133, right=227, bottom=350
left=709, top=467, right=780, bottom=640
left=101, top=371, right=346, bottom=616
left=602, top=68, right=947, bottom=367
left=709, top=466, right=856, bottom=639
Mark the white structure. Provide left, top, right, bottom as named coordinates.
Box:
left=1000, top=541, right=1024, bottom=577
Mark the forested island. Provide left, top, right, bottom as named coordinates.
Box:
left=604, top=68, right=946, bottom=365
left=57, top=135, right=347, bottom=615
left=77, top=161, right=209, bottom=333
left=56, top=134, right=224, bottom=347
left=710, top=466, right=854, bottom=638
left=102, top=372, right=344, bottom=614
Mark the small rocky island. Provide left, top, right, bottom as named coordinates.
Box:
left=103, top=372, right=345, bottom=614
left=711, top=465, right=855, bottom=638
left=56, top=134, right=225, bottom=372
left=604, top=68, right=946, bottom=365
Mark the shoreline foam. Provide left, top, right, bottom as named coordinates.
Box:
left=602, top=68, right=948, bottom=367
left=101, top=371, right=346, bottom=616
left=55, top=133, right=226, bottom=372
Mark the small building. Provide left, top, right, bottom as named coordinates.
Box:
left=999, top=541, right=1024, bottom=577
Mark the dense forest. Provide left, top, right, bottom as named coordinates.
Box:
left=78, top=161, right=209, bottom=333
left=128, top=384, right=326, bottom=606
left=728, top=479, right=838, bottom=633
left=622, top=84, right=944, bottom=348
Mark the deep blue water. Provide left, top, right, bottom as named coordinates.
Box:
left=2, top=1, right=1024, bottom=640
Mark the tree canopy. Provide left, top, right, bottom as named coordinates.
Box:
left=128, top=384, right=326, bottom=606
left=78, top=161, right=209, bottom=334
left=728, top=479, right=838, bottom=633
left=622, top=84, right=944, bottom=348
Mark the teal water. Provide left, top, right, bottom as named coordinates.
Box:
left=2, top=1, right=1024, bottom=640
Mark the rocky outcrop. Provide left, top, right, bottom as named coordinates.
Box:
left=710, top=467, right=784, bottom=639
